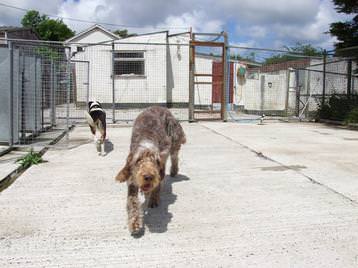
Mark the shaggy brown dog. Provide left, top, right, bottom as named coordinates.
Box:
left=115, top=106, right=186, bottom=235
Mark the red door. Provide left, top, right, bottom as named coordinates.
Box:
left=212, top=62, right=233, bottom=104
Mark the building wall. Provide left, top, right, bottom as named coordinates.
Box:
left=70, top=30, right=116, bottom=44
left=167, top=34, right=190, bottom=104
left=72, top=44, right=113, bottom=103
left=194, top=56, right=213, bottom=106
left=113, top=32, right=167, bottom=104
left=71, top=30, right=195, bottom=106
left=237, top=70, right=289, bottom=113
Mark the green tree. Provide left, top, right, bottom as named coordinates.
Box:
left=329, top=0, right=358, bottom=56
left=21, top=10, right=74, bottom=41
left=113, top=29, right=137, bottom=38
left=264, top=43, right=323, bottom=64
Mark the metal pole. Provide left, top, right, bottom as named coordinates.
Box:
left=8, top=41, right=14, bottom=146
left=304, top=69, right=310, bottom=118
left=50, top=59, right=55, bottom=126
left=112, top=42, right=115, bottom=123
left=260, top=75, right=265, bottom=114
left=347, top=59, right=352, bottom=99
left=285, top=69, right=291, bottom=116
left=222, top=32, right=228, bottom=122
left=296, top=70, right=300, bottom=117
left=188, top=41, right=195, bottom=122
left=86, top=61, right=90, bottom=105
left=66, top=47, right=71, bottom=143
left=225, top=33, right=231, bottom=114
left=34, top=56, right=37, bottom=133
left=322, top=50, right=327, bottom=105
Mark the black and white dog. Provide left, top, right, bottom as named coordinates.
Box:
left=85, top=101, right=106, bottom=154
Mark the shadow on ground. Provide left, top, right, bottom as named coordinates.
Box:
left=104, top=140, right=114, bottom=155
left=143, top=174, right=190, bottom=234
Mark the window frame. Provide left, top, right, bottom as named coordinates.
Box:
left=113, top=50, right=146, bottom=78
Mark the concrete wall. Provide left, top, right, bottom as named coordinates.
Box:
left=113, top=33, right=167, bottom=104
left=167, top=34, right=190, bottom=104
left=235, top=69, right=289, bottom=113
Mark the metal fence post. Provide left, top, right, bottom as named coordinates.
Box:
left=86, top=61, right=90, bottom=105
left=285, top=69, right=291, bottom=116
left=295, top=70, right=300, bottom=117
left=260, top=74, right=265, bottom=114
left=8, top=41, right=14, bottom=146
left=347, top=59, right=352, bottom=99
left=34, top=56, right=38, bottom=133
left=322, top=50, right=327, bottom=106
left=188, top=42, right=195, bottom=122
left=112, top=42, right=115, bottom=123
left=305, top=70, right=311, bottom=118
left=66, top=47, right=71, bottom=143
left=50, top=59, right=56, bottom=126
left=222, top=32, right=228, bottom=122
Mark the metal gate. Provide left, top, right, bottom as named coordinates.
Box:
left=189, top=33, right=228, bottom=121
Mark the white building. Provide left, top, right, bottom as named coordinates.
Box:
left=66, top=25, right=250, bottom=110
left=66, top=25, right=195, bottom=108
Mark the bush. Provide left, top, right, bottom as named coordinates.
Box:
left=345, top=107, right=358, bottom=124
left=317, top=94, right=358, bottom=122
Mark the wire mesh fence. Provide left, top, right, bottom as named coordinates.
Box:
left=0, top=40, right=71, bottom=146
left=296, top=57, right=357, bottom=119
left=226, top=46, right=322, bottom=121
left=0, top=36, right=357, bottom=147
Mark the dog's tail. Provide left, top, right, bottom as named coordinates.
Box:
left=84, top=111, right=96, bottom=128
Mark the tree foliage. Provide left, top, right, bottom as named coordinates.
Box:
left=113, top=29, right=137, bottom=38
left=264, top=43, right=323, bottom=65
left=21, top=10, right=74, bottom=41
left=329, top=0, right=358, bottom=56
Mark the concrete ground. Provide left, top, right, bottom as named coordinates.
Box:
left=1, top=122, right=358, bottom=267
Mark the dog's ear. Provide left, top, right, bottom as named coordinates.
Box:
left=88, top=101, right=93, bottom=109
left=115, top=153, right=133, bottom=183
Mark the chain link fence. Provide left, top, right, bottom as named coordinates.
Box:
left=0, top=37, right=356, bottom=147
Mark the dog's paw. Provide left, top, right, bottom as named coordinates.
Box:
left=170, top=166, right=178, bottom=177
left=129, top=217, right=143, bottom=235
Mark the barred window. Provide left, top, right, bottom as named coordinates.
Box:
left=113, top=51, right=145, bottom=76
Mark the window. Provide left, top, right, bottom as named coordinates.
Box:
left=0, top=32, right=6, bottom=45
left=113, top=51, right=145, bottom=76
left=77, top=46, right=83, bottom=52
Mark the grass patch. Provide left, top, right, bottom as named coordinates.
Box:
left=16, top=149, right=43, bottom=169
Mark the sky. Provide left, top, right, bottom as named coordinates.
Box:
left=0, top=0, right=353, bottom=50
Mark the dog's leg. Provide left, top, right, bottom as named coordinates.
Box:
left=170, top=148, right=180, bottom=177
left=127, top=183, right=143, bottom=235
left=148, top=184, right=161, bottom=208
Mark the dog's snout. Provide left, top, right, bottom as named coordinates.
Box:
left=144, top=175, right=153, bottom=181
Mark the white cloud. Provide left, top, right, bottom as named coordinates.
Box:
left=0, top=0, right=353, bottom=49
left=157, top=10, right=224, bottom=33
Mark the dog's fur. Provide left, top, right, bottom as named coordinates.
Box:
left=85, top=101, right=106, bottom=153
left=115, top=106, right=186, bottom=235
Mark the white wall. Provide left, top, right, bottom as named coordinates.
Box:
left=72, top=44, right=113, bottom=103
left=194, top=56, right=213, bottom=105
left=167, top=34, right=190, bottom=104
left=113, top=32, right=167, bottom=104
left=236, top=70, right=289, bottom=112
left=70, top=29, right=115, bottom=44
